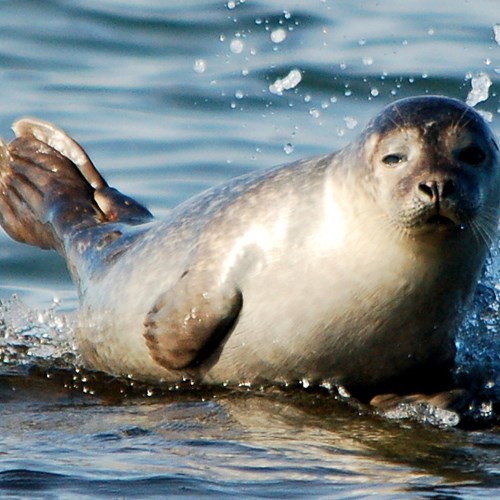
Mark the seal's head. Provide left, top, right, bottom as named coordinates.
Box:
left=360, top=96, right=500, bottom=240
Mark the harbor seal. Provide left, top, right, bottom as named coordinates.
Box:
left=0, top=96, right=498, bottom=403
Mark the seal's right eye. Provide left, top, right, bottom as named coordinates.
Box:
left=382, top=153, right=407, bottom=166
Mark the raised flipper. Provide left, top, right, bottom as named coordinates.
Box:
left=144, top=275, right=243, bottom=371
left=0, top=117, right=152, bottom=254
left=13, top=117, right=108, bottom=190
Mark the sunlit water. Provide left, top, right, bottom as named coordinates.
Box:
left=0, top=0, right=499, bottom=497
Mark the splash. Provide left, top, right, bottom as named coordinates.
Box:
left=465, top=72, right=492, bottom=107
left=0, top=295, right=77, bottom=371
left=269, top=69, right=302, bottom=95
left=454, top=239, right=500, bottom=423
left=381, top=402, right=460, bottom=427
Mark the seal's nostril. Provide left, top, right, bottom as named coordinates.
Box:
left=418, top=181, right=436, bottom=200
left=441, top=179, right=456, bottom=199
left=418, top=179, right=455, bottom=201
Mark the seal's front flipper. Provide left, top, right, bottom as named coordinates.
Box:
left=144, top=281, right=243, bottom=371
left=0, top=118, right=152, bottom=253
left=370, top=389, right=471, bottom=424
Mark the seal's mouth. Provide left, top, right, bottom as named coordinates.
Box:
left=425, top=214, right=456, bottom=226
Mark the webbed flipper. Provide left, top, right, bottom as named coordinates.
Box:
left=144, top=278, right=243, bottom=371
left=370, top=389, right=471, bottom=423
left=0, top=117, right=152, bottom=254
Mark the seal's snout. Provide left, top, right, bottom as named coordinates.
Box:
left=417, top=178, right=456, bottom=205
left=414, top=176, right=463, bottom=227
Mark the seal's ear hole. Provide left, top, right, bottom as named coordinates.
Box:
left=382, top=153, right=407, bottom=166
left=457, top=145, right=486, bottom=165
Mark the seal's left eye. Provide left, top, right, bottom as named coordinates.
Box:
left=382, top=154, right=407, bottom=166
left=458, top=145, right=486, bottom=165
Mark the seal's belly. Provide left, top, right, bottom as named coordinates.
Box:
left=76, top=245, right=457, bottom=389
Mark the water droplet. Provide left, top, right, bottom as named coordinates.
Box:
left=338, top=385, right=351, bottom=398
left=268, top=68, right=302, bottom=95
left=494, top=24, right=500, bottom=45
left=270, top=28, right=287, bottom=43
left=320, top=380, right=333, bottom=391
left=344, top=116, right=358, bottom=129
left=309, top=108, right=320, bottom=118
left=230, top=38, right=244, bottom=54
left=283, top=143, right=294, bottom=154
left=193, top=59, right=207, bottom=74
left=466, top=72, right=492, bottom=106
left=370, top=88, right=379, bottom=97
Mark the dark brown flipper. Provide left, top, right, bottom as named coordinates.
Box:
left=0, top=118, right=152, bottom=254
left=144, top=279, right=243, bottom=371
left=370, top=389, right=471, bottom=417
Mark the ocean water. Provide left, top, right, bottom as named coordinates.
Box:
left=0, top=0, right=499, bottom=497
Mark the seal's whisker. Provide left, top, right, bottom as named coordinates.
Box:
left=474, top=207, right=499, bottom=233
left=451, top=107, right=473, bottom=135
left=469, top=216, right=496, bottom=248
left=386, top=114, right=405, bottom=134
left=388, top=104, right=407, bottom=133
left=365, top=211, right=407, bottom=242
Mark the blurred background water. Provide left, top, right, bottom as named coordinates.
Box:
left=0, top=0, right=499, bottom=498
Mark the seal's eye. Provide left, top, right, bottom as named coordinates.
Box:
left=382, top=153, right=407, bottom=166
left=458, top=145, right=486, bottom=165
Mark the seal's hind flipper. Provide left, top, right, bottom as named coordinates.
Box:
left=13, top=117, right=107, bottom=190
left=0, top=118, right=153, bottom=253
left=144, top=279, right=243, bottom=371
left=0, top=135, right=98, bottom=250
left=13, top=118, right=153, bottom=223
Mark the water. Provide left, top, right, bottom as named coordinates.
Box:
left=0, top=0, right=499, bottom=497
